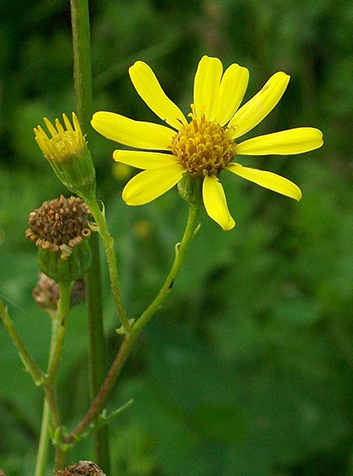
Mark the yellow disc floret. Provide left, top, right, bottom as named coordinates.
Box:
left=171, top=107, right=237, bottom=176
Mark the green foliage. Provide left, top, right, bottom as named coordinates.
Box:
left=1, top=0, right=353, bottom=475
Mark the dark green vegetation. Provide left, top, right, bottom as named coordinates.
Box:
left=1, top=0, right=353, bottom=474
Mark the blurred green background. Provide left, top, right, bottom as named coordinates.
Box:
left=1, top=0, right=353, bottom=474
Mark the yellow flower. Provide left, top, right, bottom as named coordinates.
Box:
left=34, top=113, right=85, bottom=162
left=91, top=56, right=323, bottom=230
left=34, top=113, right=96, bottom=196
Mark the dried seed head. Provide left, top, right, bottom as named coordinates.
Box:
left=33, top=272, right=85, bottom=312
left=26, top=195, right=91, bottom=260
left=55, top=461, right=106, bottom=476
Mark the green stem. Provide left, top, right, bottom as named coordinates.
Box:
left=47, top=282, right=72, bottom=385
left=35, top=313, right=59, bottom=476
left=62, top=204, right=200, bottom=444
left=0, top=298, right=44, bottom=386
left=85, top=195, right=132, bottom=334
left=70, top=0, right=92, bottom=133
left=46, top=281, right=72, bottom=471
left=86, top=232, right=111, bottom=469
left=134, top=205, right=200, bottom=333
left=70, top=0, right=111, bottom=469
left=34, top=399, right=51, bottom=476
left=35, top=298, right=71, bottom=476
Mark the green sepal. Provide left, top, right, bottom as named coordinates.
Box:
left=177, top=173, right=203, bottom=206
left=38, top=240, right=92, bottom=283
left=50, top=145, right=96, bottom=197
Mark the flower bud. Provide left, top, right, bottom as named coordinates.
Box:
left=26, top=195, right=92, bottom=282
left=34, top=113, right=96, bottom=197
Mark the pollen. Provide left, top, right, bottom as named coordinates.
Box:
left=34, top=113, right=85, bottom=162
left=171, top=107, right=237, bottom=176
left=26, top=195, right=91, bottom=260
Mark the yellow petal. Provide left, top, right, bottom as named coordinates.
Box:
left=193, top=56, right=223, bottom=121
left=91, top=111, right=175, bottom=150
left=215, top=64, right=249, bottom=126
left=122, top=163, right=185, bottom=205
left=202, top=175, right=235, bottom=230
left=226, top=163, right=302, bottom=201
left=113, top=150, right=178, bottom=169
left=129, top=61, right=187, bottom=130
left=229, top=72, right=290, bottom=139
left=235, top=128, right=324, bottom=155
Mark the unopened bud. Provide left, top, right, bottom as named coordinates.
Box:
left=34, top=113, right=96, bottom=196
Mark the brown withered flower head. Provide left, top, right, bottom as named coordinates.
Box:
left=55, top=461, right=106, bottom=476
left=26, top=195, right=91, bottom=260
left=33, top=272, right=86, bottom=312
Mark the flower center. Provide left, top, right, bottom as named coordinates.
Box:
left=171, top=108, right=236, bottom=176
left=26, top=195, right=91, bottom=259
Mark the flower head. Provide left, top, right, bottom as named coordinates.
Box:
left=91, top=56, right=323, bottom=230
left=34, top=113, right=85, bottom=162
left=26, top=195, right=91, bottom=259
left=34, top=113, right=96, bottom=196
left=26, top=196, right=92, bottom=282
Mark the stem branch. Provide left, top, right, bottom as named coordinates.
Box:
left=85, top=195, right=132, bottom=334
left=0, top=299, right=44, bottom=386
left=62, top=205, right=200, bottom=444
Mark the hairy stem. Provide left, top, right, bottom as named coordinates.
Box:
left=0, top=298, right=44, bottom=386
left=70, top=0, right=92, bottom=133
left=85, top=195, right=132, bottom=334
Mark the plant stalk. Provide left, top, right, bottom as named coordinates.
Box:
left=34, top=400, right=51, bottom=476
left=86, top=232, right=111, bottom=469
left=84, top=195, right=132, bottom=333
left=70, top=0, right=112, bottom=469
left=34, top=282, right=72, bottom=475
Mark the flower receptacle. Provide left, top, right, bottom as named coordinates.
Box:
left=177, top=173, right=203, bottom=207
